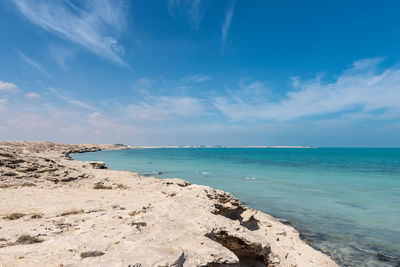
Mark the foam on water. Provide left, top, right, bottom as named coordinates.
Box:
left=73, top=148, right=400, bottom=266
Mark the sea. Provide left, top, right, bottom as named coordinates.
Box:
left=72, top=147, right=400, bottom=267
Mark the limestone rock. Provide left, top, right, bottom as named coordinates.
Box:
left=88, top=161, right=107, bottom=169
left=0, top=141, right=339, bottom=267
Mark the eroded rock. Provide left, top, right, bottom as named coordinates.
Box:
left=0, top=141, right=339, bottom=267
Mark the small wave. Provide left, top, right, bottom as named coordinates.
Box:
left=354, top=246, right=376, bottom=255
left=201, top=171, right=209, bottom=175
left=244, top=177, right=256, bottom=180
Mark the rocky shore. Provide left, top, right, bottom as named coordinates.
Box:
left=0, top=141, right=339, bottom=266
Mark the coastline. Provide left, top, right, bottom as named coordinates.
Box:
left=131, top=146, right=315, bottom=149
left=0, top=141, right=338, bottom=266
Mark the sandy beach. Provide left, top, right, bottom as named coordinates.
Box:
left=0, top=141, right=338, bottom=266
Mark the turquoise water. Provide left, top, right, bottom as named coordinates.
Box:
left=73, top=148, right=400, bottom=266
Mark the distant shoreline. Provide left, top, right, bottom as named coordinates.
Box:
left=132, top=145, right=316, bottom=148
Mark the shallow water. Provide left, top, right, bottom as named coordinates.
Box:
left=73, top=148, right=400, bottom=266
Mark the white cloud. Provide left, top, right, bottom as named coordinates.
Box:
left=12, top=0, right=127, bottom=64
left=25, top=92, right=40, bottom=99
left=17, top=51, right=52, bottom=78
left=0, top=81, right=18, bottom=92
left=221, top=0, right=235, bottom=51
left=168, top=0, right=204, bottom=29
left=214, top=58, right=400, bottom=121
left=123, top=95, right=206, bottom=120
left=235, top=79, right=271, bottom=102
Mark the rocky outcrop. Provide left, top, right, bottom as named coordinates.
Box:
left=88, top=161, right=107, bottom=169
left=0, top=141, right=339, bottom=266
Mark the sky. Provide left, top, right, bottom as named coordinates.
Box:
left=1, top=0, right=400, bottom=146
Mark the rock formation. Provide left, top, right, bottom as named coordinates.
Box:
left=0, top=141, right=338, bottom=266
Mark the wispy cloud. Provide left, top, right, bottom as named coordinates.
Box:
left=87, top=111, right=136, bottom=133
left=123, top=95, right=206, bottom=120
left=17, top=51, right=52, bottom=78
left=49, top=45, right=76, bottom=71
left=221, top=0, right=235, bottom=52
left=0, top=81, right=18, bottom=92
left=168, top=0, right=204, bottom=29
left=50, top=88, right=95, bottom=111
left=59, top=95, right=95, bottom=111
left=25, top=92, right=40, bottom=99
left=180, top=74, right=210, bottom=83
left=131, top=74, right=211, bottom=97
left=12, top=0, right=127, bottom=64
left=214, top=58, right=400, bottom=121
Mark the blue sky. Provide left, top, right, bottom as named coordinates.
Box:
left=1, top=0, right=400, bottom=146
